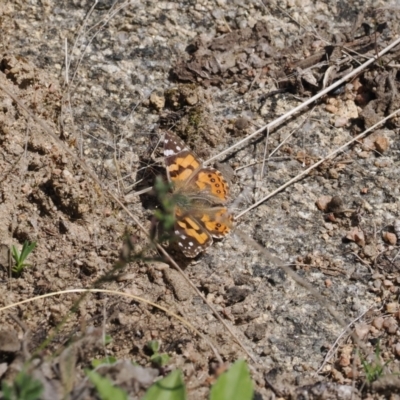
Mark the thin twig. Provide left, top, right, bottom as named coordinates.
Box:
left=65, top=0, right=98, bottom=84
left=0, top=289, right=223, bottom=363
left=259, top=126, right=270, bottom=183
left=315, top=305, right=375, bottom=376
left=235, top=108, right=400, bottom=220
left=204, top=35, right=400, bottom=165
left=64, top=37, right=69, bottom=85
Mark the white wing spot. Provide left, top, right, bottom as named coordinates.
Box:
left=164, top=149, right=175, bottom=156
left=178, top=242, right=183, bottom=247
left=188, top=242, right=194, bottom=247
left=175, top=230, right=180, bottom=235
left=180, top=235, right=187, bottom=240
left=176, top=146, right=181, bottom=151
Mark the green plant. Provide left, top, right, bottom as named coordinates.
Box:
left=147, top=340, right=170, bottom=367
left=360, top=341, right=392, bottom=383
left=143, top=370, right=185, bottom=400
left=210, top=360, right=253, bottom=400
left=103, top=334, right=112, bottom=345
left=153, top=177, right=176, bottom=234
left=142, top=360, right=253, bottom=400
left=86, top=370, right=127, bottom=400
left=11, top=241, right=37, bottom=276
left=91, top=356, right=117, bottom=368
left=1, top=370, right=43, bottom=400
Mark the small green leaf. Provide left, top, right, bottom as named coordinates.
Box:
left=359, top=340, right=392, bottom=383
left=210, top=360, right=253, bottom=400
left=1, top=382, right=13, bottom=399
left=11, top=246, right=20, bottom=262
left=150, top=353, right=170, bottom=367
left=86, top=370, right=127, bottom=400
left=91, top=356, right=117, bottom=368
left=20, top=241, right=37, bottom=263
left=147, top=340, right=160, bottom=354
left=143, top=370, right=186, bottom=400
left=1, top=370, right=43, bottom=400
left=104, top=334, right=112, bottom=345
left=11, top=241, right=37, bottom=276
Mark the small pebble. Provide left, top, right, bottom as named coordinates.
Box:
left=343, top=367, right=358, bottom=379
left=152, top=262, right=169, bottom=271
left=328, top=168, right=339, bottom=179
left=383, top=232, right=397, bottom=245
left=149, top=91, right=165, bottom=110
left=369, top=326, right=380, bottom=337
left=374, top=159, right=391, bottom=168
left=394, top=220, right=400, bottom=238
left=372, top=317, right=384, bottom=330
left=325, top=279, right=332, bottom=288
left=374, top=136, right=389, bottom=153
left=234, top=117, right=250, bottom=131
left=338, top=354, right=350, bottom=367
left=116, top=273, right=136, bottom=282
left=334, top=117, right=348, bottom=127
left=373, top=279, right=382, bottom=289
left=0, top=330, right=21, bottom=352
left=327, top=196, right=343, bottom=213
left=354, top=323, right=369, bottom=340
left=387, top=324, right=397, bottom=334
left=325, top=104, right=338, bottom=114
left=117, top=313, right=129, bottom=325
left=386, top=302, right=398, bottom=313
left=358, top=151, right=370, bottom=158
left=383, top=317, right=397, bottom=334
left=345, top=227, right=365, bottom=247
left=281, top=201, right=290, bottom=211
left=363, top=244, right=377, bottom=257
left=330, top=368, right=344, bottom=383
left=316, top=195, right=332, bottom=211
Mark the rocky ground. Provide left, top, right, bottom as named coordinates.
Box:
left=1, top=0, right=400, bottom=399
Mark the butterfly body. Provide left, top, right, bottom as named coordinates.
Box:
left=163, top=132, right=233, bottom=257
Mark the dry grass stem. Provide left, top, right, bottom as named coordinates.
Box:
left=235, top=108, right=400, bottom=220
left=315, top=306, right=375, bottom=376
left=205, top=35, right=400, bottom=165
left=0, top=288, right=223, bottom=363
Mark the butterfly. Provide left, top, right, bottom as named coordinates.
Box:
left=163, top=131, right=233, bottom=257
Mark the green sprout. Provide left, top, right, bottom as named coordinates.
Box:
left=153, top=177, right=176, bottom=232
left=11, top=241, right=37, bottom=276
left=147, top=340, right=170, bottom=367
left=91, top=356, right=117, bottom=368
left=360, top=341, right=392, bottom=383
left=1, top=370, right=43, bottom=400
left=86, top=370, right=127, bottom=400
